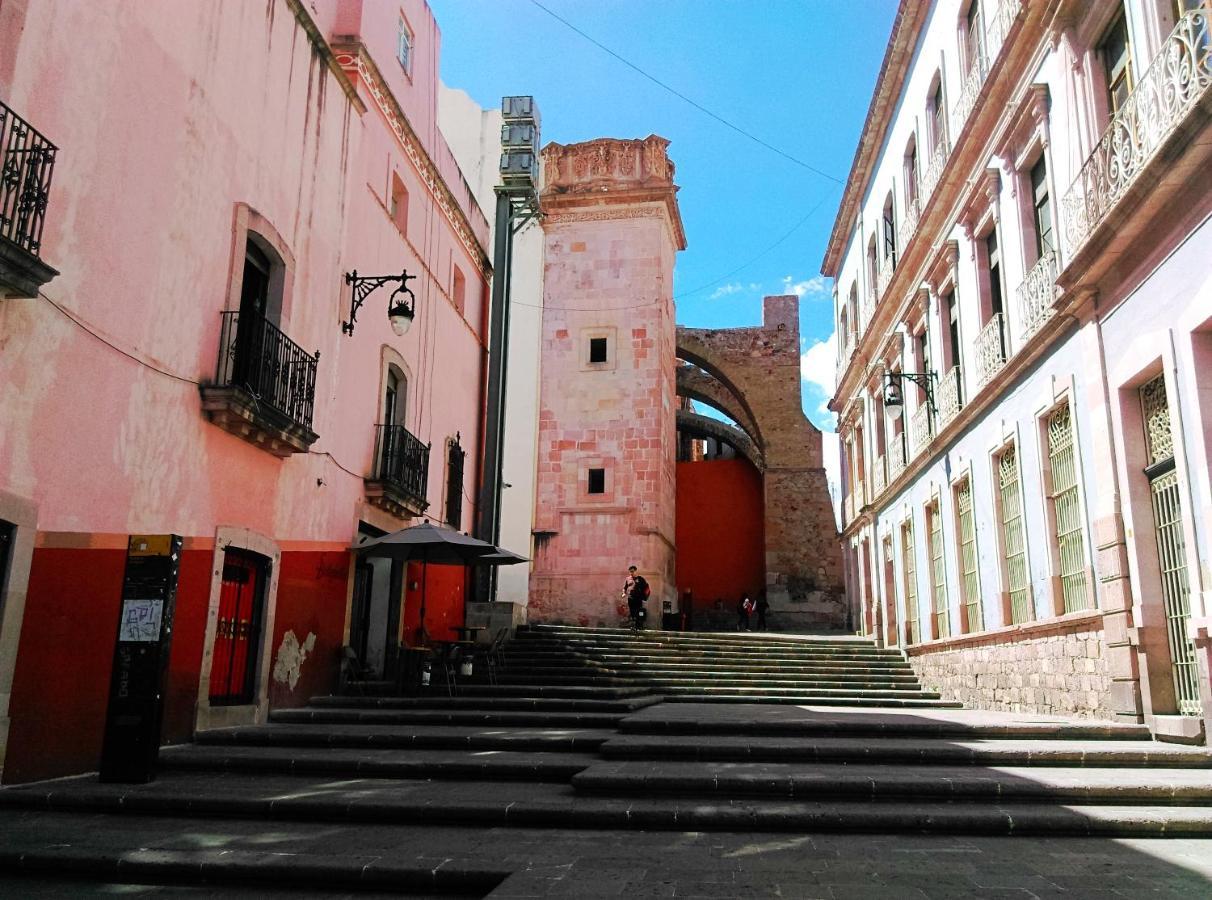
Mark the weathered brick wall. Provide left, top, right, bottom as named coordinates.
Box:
left=909, top=625, right=1116, bottom=720
left=677, top=296, right=845, bottom=628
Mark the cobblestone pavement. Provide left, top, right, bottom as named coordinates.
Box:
left=0, top=809, right=1210, bottom=898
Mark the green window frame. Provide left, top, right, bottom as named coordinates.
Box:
left=998, top=445, right=1031, bottom=624
left=902, top=520, right=920, bottom=645
left=927, top=500, right=949, bottom=639
left=1047, top=403, right=1089, bottom=613
left=955, top=478, right=981, bottom=632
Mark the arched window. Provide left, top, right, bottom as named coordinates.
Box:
left=882, top=192, right=897, bottom=270
left=384, top=363, right=407, bottom=427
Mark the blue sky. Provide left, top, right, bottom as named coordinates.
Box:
left=430, top=0, right=896, bottom=432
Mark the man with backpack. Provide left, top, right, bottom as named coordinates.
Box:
left=623, top=565, right=650, bottom=632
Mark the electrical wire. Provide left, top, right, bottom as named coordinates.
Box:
left=38, top=291, right=202, bottom=385
left=528, top=0, right=844, bottom=186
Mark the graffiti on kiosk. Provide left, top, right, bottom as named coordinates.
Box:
left=118, top=598, right=163, bottom=642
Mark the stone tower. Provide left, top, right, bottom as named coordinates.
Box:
left=529, top=136, right=686, bottom=625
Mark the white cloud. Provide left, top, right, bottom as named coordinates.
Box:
left=781, top=275, right=828, bottom=299
left=821, top=432, right=842, bottom=529
left=709, top=281, right=764, bottom=300
left=799, top=330, right=837, bottom=404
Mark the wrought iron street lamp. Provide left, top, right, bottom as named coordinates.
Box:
left=342, top=269, right=417, bottom=336
left=884, top=370, right=937, bottom=420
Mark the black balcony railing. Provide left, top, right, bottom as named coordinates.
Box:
left=373, top=424, right=430, bottom=511
left=0, top=99, right=56, bottom=258
left=215, top=310, right=319, bottom=431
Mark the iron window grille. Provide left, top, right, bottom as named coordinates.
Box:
left=446, top=436, right=466, bottom=530
left=927, top=500, right=949, bottom=639
left=902, top=521, right=920, bottom=645
left=998, top=446, right=1032, bottom=624
left=956, top=478, right=982, bottom=632
left=1140, top=375, right=1200, bottom=715
left=1046, top=403, right=1089, bottom=613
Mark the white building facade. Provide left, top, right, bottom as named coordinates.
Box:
left=823, top=0, right=1212, bottom=742
left=439, top=86, right=545, bottom=610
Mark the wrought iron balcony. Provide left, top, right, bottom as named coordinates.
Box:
left=936, top=365, right=963, bottom=428
left=951, top=0, right=1023, bottom=132
left=911, top=403, right=934, bottom=457
left=0, top=99, right=58, bottom=298
left=860, top=287, right=876, bottom=329
left=897, top=195, right=921, bottom=255
left=366, top=424, right=430, bottom=518
left=873, top=452, right=887, bottom=497
left=1018, top=249, right=1059, bottom=340
left=1063, top=7, right=1211, bottom=256
left=975, top=313, right=1008, bottom=387
left=888, top=440, right=907, bottom=481
left=876, top=261, right=894, bottom=299
left=200, top=310, right=320, bottom=456
left=919, top=137, right=949, bottom=202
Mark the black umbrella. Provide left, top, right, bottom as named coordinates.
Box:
left=351, top=522, right=525, bottom=644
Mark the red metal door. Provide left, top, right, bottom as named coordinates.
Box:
left=209, top=550, right=264, bottom=704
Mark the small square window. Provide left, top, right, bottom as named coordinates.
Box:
left=397, top=18, right=413, bottom=73
left=588, top=337, right=608, bottom=364
left=587, top=468, right=605, bottom=495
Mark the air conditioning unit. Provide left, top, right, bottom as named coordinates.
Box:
left=501, top=123, right=539, bottom=153
left=500, top=151, right=538, bottom=185
left=501, top=95, right=540, bottom=130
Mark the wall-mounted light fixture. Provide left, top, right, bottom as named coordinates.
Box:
left=342, top=269, right=417, bottom=336
left=883, top=370, right=937, bottom=421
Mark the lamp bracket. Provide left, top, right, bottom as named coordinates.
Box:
left=343, top=270, right=416, bottom=335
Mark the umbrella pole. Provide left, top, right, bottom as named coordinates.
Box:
left=420, top=549, right=428, bottom=646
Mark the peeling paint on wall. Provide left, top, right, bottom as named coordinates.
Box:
left=271, top=629, right=316, bottom=691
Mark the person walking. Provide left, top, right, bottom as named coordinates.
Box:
left=737, top=594, right=754, bottom=631
left=755, top=590, right=770, bottom=632
left=623, top=565, right=650, bottom=632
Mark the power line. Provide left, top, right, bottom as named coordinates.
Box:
left=673, top=185, right=839, bottom=300
left=528, top=0, right=844, bottom=186
left=39, top=291, right=202, bottom=386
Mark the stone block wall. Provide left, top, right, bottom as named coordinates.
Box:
left=908, top=618, right=1116, bottom=720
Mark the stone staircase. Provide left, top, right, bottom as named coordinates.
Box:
left=0, top=625, right=1210, bottom=895
left=499, top=624, right=959, bottom=707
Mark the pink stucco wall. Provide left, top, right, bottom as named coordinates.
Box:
left=0, top=0, right=489, bottom=778
left=529, top=138, right=685, bottom=625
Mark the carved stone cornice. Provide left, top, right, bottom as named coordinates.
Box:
left=540, top=137, right=687, bottom=250
left=959, top=168, right=1003, bottom=243
left=333, top=42, right=492, bottom=276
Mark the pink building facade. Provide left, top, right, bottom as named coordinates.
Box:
left=0, top=0, right=490, bottom=782
left=529, top=138, right=685, bottom=624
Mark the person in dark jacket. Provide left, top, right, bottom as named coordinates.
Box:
left=737, top=594, right=754, bottom=631
left=755, top=590, right=770, bottom=631
left=623, top=565, right=650, bottom=632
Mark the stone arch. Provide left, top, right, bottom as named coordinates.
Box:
left=673, top=295, right=843, bottom=629
left=676, top=408, right=764, bottom=471
left=676, top=363, right=762, bottom=449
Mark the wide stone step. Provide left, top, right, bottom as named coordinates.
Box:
left=162, top=744, right=596, bottom=782
left=270, top=707, right=625, bottom=728
left=197, top=722, right=615, bottom=753
left=305, top=694, right=659, bottom=713
left=620, top=705, right=1154, bottom=741
left=584, top=657, right=916, bottom=673
left=519, top=626, right=870, bottom=648
left=571, top=761, right=1212, bottom=804
left=629, top=676, right=925, bottom=691
left=654, top=684, right=941, bottom=698
left=598, top=734, right=1212, bottom=767
left=494, top=667, right=922, bottom=689
left=4, top=772, right=1209, bottom=837
left=493, top=674, right=644, bottom=688
left=512, top=633, right=896, bottom=652
left=661, top=694, right=962, bottom=709
left=516, top=642, right=899, bottom=663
